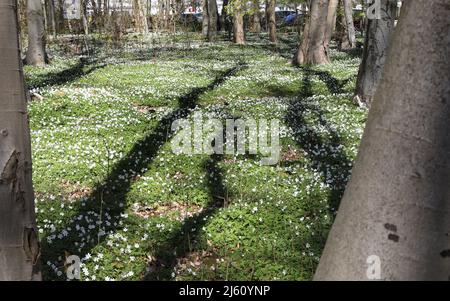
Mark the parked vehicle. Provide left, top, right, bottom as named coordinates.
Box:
left=275, top=10, right=296, bottom=25
left=180, top=12, right=203, bottom=25
left=283, top=13, right=297, bottom=26
left=280, top=12, right=306, bottom=27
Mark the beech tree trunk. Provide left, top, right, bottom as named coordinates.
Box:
left=336, top=1, right=350, bottom=49
left=233, top=5, right=245, bottom=44
left=342, top=0, right=356, bottom=48
left=45, top=0, right=57, bottom=39
left=26, top=0, right=47, bottom=66
left=134, top=0, right=148, bottom=34
left=250, top=0, right=261, bottom=34
left=207, top=0, right=218, bottom=41
left=314, top=0, right=450, bottom=281
left=82, top=0, right=89, bottom=35
left=354, top=0, right=397, bottom=107
left=56, top=0, right=64, bottom=33
left=0, top=0, right=41, bottom=281
left=324, top=0, right=339, bottom=52
left=294, top=0, right=330, bottom=65
left=202, top=0, right=209, bottom=36
left=267, top=0, right=276, bottom=43
left=222, top=0, right=232, bottom=39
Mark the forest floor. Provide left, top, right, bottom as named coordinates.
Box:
left=25, top=32, right=367, bottom=280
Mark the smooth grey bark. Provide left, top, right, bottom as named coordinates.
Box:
left=141, top=0, right=148, bottom=34
left=26, top=0, right=47, bottom=66
left=207, top=0, right=218, bottom=41
left=250, top=0, right=261, bottom=34
left=342, top=0, right=356, bottom=48
left=324, top=0, right=339, bottom=52
left=336, top=1, right=350, bottom=49
left=0, top=0, right=41, bottom=281
left=294, top=0, right=330, bottom=65
left=82, top=0, right=89, bottom=35
left=45, top=0, right=57, bottom=39
left=56, top=0, right=64, bottom=32
left=232, top=4, right=245, bottom=44
left=202, top=0, right=209, bottom=36
left=314, top=0, right=450, bottom=281
left=354, top=0, right=397, bottom=107
left=267, top=0, right=276, bottom=43
left=133, top=0, right=148, bottom=33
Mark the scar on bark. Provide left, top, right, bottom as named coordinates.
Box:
left=1, top=151, right=40, bottom=264
left=384, top=223, right=397, bottom=232
left=0, top=150, right=19, bottom=184
left=384, top=223, right=399, bottom=242
left=388, top=234, right=399, bottom=242
left=1, top=150, right=26, bottom=210
left=23, top=227, right=41, bottom=265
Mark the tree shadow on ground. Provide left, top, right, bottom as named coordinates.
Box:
left=283, top=67, right=353, bottom=211
left=142, top=154, right=226, bottom=280
left=39, top=62, right=247, bottom=280
left=297, top=66, right=356, bottom=95
left=141, top=110, right=245, bottom=280
left=28, top=57, right=107, bottom=90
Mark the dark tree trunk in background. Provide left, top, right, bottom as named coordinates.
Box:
left=91, top=0, right=101, bottom=29
left=315, top=0, right=450, bottom=281
left=294, top=0, right=330, bottom=65
left=0, top=0, right=41, bottom=281
left=202, top=0, right=209, bottom=36
left=82, top=0, right=90, bottom=35
left=250, top=0, right=261, bottom=34
left=354, top=0, right=397, bottom=107
left=207, top=0, right=218, bottom=41
left=26, top=0, right=47, bottom=65
left=45, top=0, right=57, bottom=39
left=267, top=0, right=276, bottom=43
left=221, top=0, right=232, bottom=40
left=56, top=0, right=65, bottom=32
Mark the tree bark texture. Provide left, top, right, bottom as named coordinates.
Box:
left=315, top=0, right=450, bottom=281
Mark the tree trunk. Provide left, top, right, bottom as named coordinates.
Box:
left=82, top=0, right=89, bottom=35
left=202, top=0, right=209, bottom=36
left=133, top=0, right=148, bottom=33
left=314, top=0, right=450, bottom=281
left=91, top=0, right=100, bottom=29
left=26, top=0, right=47, bottom=66
left=267, top=0, right=276, bottom=43
left=103, top=0, right=111, bottom=31
left=207, top=0, right=218, bottom=41
left=354, top=0, right=397, bottom=107
left=294, top=0, right=330, bottom=65
left=0, top=0, right=41, bottom=281
left=233, top=5, right=245, bottom=44
left=250, top=0, right=261, bottom=34
left=56, top=0, right=64, bottom=33
left=336, top=1, right=350, bottom=49
left=342, top=0, right=356, bottom=48
left=103, top=0, right=109, bottom=15
left=222, top=0, right=232, bottom=39
left=45, top=0, right=57, bottom=39
left=141, top=0, right=149, bottom=34
left=324, top=0, right=338, bottom=51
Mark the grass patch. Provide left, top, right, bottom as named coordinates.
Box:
left=27, top=32, right=367, bottom=281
